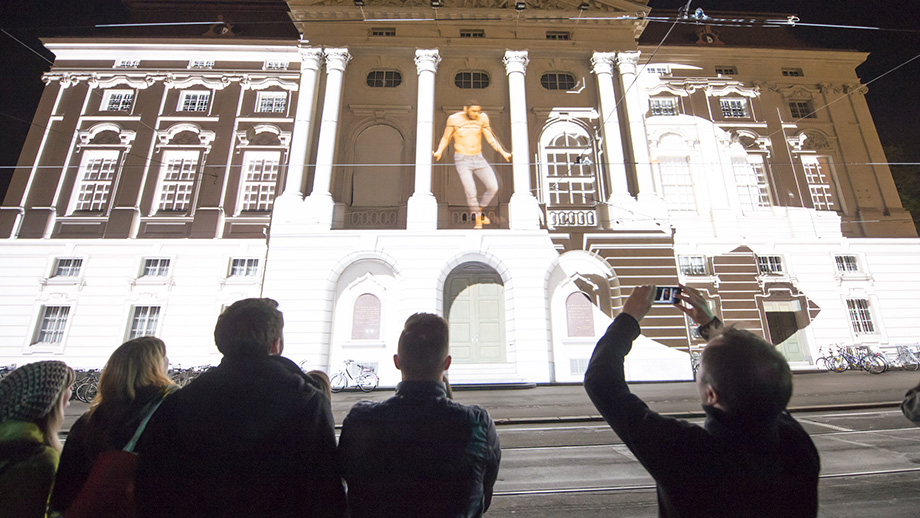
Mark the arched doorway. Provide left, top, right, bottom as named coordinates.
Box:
left=444, top=263, right=506, bottom=364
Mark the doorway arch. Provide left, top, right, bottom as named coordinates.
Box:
left=443, top=262, right=506, bottom=364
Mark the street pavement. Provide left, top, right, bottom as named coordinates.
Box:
left=63, top=369, right=920, bottom=431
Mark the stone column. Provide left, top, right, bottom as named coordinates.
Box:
left=407, top=49, right=440, bottom=230
left=282, top=45, right=323, bottom=198
left=304, top=48, right=351, bottom=228
left=616, top=51, right=657, bottom=201
left=503, top=50, right=541, bottom=230
left=591, top=52, right=630, bottom=199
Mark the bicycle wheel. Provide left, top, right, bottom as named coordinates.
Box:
left=815, top=357, right=830, bottom=371
left=356, top=373, right=379, bottom=393
left=905, top=356, right=920, bottom=371
left=862, top=356, right=887, bottom=375
left=829, top=356, right=848, bottom=373
left=330, top=373, right=347, bottom=393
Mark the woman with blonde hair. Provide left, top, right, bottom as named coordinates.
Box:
left=0, top=360, right=75, bottom=517
left=49, top=336, right=178, bottom=514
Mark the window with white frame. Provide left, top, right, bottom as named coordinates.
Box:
left=366, top=70, right=402, bottom=88
left=658, top=157, right=696, bottom=212
left=101, top=90, right=135, bottom=111
left=128, top=306, right=161, bottom=339
left=732, top=156, right=771, bottom=211
left=72, top=150, right=119, bottom=212
left=229, top=258, right=260, bottom=277
left=156, top=150, right=199, bottom=212
left=263, top=61, right=289, bottom=70
left=256, top=91, right=287, bottom=113
left=540, top=72, right=576, bottom=91
left=178, top=91, right=210, bottom=112
left=789, top=101, right=816, bottom=119
left=454, top=71, right=489, bottom=89
left=757, top=255, right=784, bottom=275
left=34, top=306, right=70, bottom=344
left=835, top=255, right=860, bottom=273
left=678, top=256, right=707, bottom=276
left=114, top=59, right=140, bottom=68
left=188, top=59, right=214, bottom=69
left=53, top=258, right=83, bottom=278
left=239, top=151, right=280, bottom=213
left=540, top=128, right=597, bottom=207
left=801, top=156, right=838, bottom=211
left=646, top=65, right=671, bottom=75
left=715, top=65, right=737, bottom=75
left=142, top=258, right=171, bottom=277
left=720, top=98, right=748, bottom=118
left=649, top=98, right=678, bottom=116
left=846, top=299, right=876, bottom=334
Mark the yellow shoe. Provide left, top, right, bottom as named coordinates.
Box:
left=474, top=213, right=490, bottom=229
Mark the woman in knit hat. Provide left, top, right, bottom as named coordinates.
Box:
left=0, top=360, right=75, bottom=518
left=49, top=336, right=179, bottom=514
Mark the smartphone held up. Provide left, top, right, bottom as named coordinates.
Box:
left=653, top=286, right=681, bottom=305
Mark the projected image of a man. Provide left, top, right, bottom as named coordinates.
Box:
left=433, top=101, right=511, bottom=229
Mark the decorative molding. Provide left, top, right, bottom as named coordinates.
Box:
left=414, top=49, right=441, bottom=75
left=615, top=51, right=640, bottom=76
left=240, top=76, right=299, bottom=91
left=41, top=71, right=297, bottom=91
left=76, top=123, right=137, bottom=151
left=590, top=52, right=616, bottom=76
left=156, top=123, right=217, bottom=149
left=503, top=50, right=529, bottom=75
left=775, top=84, right=820, bottom=100
left=235, top=124, right=291, bottom=147
left=324, top=48, right=352, bottom=72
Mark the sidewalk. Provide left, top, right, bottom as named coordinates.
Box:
left=63, top=369, right=918, bottom=431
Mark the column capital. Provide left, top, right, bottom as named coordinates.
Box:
left=415, top=49, right=441, bottom=75
left=591, top=52, right=617, bottom=75
left=323, top=48, right=352, bottom=73
left=615, top=51, right=641, bottom=75
left=299, top=46, right=324, bottom=71
left=503, top=50, right=529, bottom=75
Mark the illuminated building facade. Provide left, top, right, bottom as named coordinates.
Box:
left=1, top=0, right=918, bottom=385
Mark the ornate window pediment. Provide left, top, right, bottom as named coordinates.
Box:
left=77, top=123, right=136, bottom=150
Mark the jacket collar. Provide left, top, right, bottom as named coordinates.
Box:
left=703, top=404, right=782, bottom=444
left=395, top=380, right=448, bottom=399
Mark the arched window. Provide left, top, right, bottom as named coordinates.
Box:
left=454, top=71, right=490, bottom=89
left=366, top=70, right=402, bottom=88
left=540, top=72, right=576, bottom=90
left=539, top=123, right=598, bottom=207
left=566, top=292, right=595, bottom=337
left=351, top=293, right=381, bottom=340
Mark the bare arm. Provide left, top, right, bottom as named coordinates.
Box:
left=481, top=124, right=511, bottom=162
left=433, top=121, right=456, bottom=161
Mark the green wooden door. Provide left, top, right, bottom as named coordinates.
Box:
left=767, top=311, right=805, bottom=362
left=445, top=271, right=506, bottom=364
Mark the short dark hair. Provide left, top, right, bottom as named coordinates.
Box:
left=700, top=327, right=792, bottom=419
left=397, top=313, right=449, bottom=379
left=464, top=99, right=481, bottom=108
left=214, top=298, right=283, bottom=358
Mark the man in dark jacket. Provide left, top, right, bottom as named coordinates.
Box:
left=135, top=298, right=345, bottom=517
left=338, top=313, right=501, bottom=517
left=585, top=285, right=820, bottom=518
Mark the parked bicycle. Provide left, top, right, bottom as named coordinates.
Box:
left=168, top=365, right=211, bottom=387
left=827, top=344, right=887, bottom=374
left=71, top=369, right=100, bottom=402
left=0, top=364, right=16, bottom=381
left=885, top=345, right=920, bottom=371
left=330, top=359, right=379, bottom=393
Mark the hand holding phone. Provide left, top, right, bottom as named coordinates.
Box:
left=653, top=286, right=681, bottom=304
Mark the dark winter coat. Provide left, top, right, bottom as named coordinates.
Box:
left=338, top=380, right=501, bottom=517
left=134, top=355, right=345, bottom=518
left=584, top=313, right=820, bottom=518
left=0, top=420, right=59, bottom=518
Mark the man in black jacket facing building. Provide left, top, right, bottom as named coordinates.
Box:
left=339, top=313, right=501, bottom=517
left=585, top=285, right=820, bottom=518
left=135, top=298, right=345, bottom=517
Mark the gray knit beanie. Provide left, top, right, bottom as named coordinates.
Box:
left=0, top=361, right=72, bottom=423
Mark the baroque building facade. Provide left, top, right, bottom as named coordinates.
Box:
left=1, top=0, right=918, bottom=385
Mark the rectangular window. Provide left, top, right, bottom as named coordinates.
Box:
left=546, top=31, right=571, bottom=40
left=782, top=68, right=804, bottom=77
left=658, top=157, right=696, bottom=212
left=263, top=61, right=289, bottom=70
left=371, top=27, right=396, bottom=36
left=256, top=91, right=287, bottom=113
left=715, top=66, right=737, bottom=75
left=73, top=150, right=119, bottom=212
left=720, top=98, right=748, bottom=118
left=757, top=255, right=784, bottom=275
left=835, top=255, right=860, bottom=273
left=142, top=258, right=171, bottom=277
left=179, top=91, right=210, bottom=112
left=188, top=60, right=214, bottom=69
left=460, top=29, right=485, bottom=38
left=801, top=156, right=838, bottom=211
left=129, top=306, right=161, bottom=339
left=789, top=101, right=816, bottom=119
left=114, top=59, right=140, bottom=68
left=35, top=306, right=70, bottom=344
left=157, top=150, right=199, bottom=212
left=846, top=299, right=876, bottom=334
left=53, top=258, right=83, bottom=278
left=101, top=90, right=134, bottom=111
left=649, top=98, right=678, bottom=116
left=239, top=152, right=280, bottom=212
left=229, top=258, right=260, bottom=277
left=678, top=256, right=707, bottom=276
left=646, top=65, right=671, bottom=75
left=732, top=156, right=771, bottom=211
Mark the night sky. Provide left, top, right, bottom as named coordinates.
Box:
left=2, top=0, right=918, bottom=202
